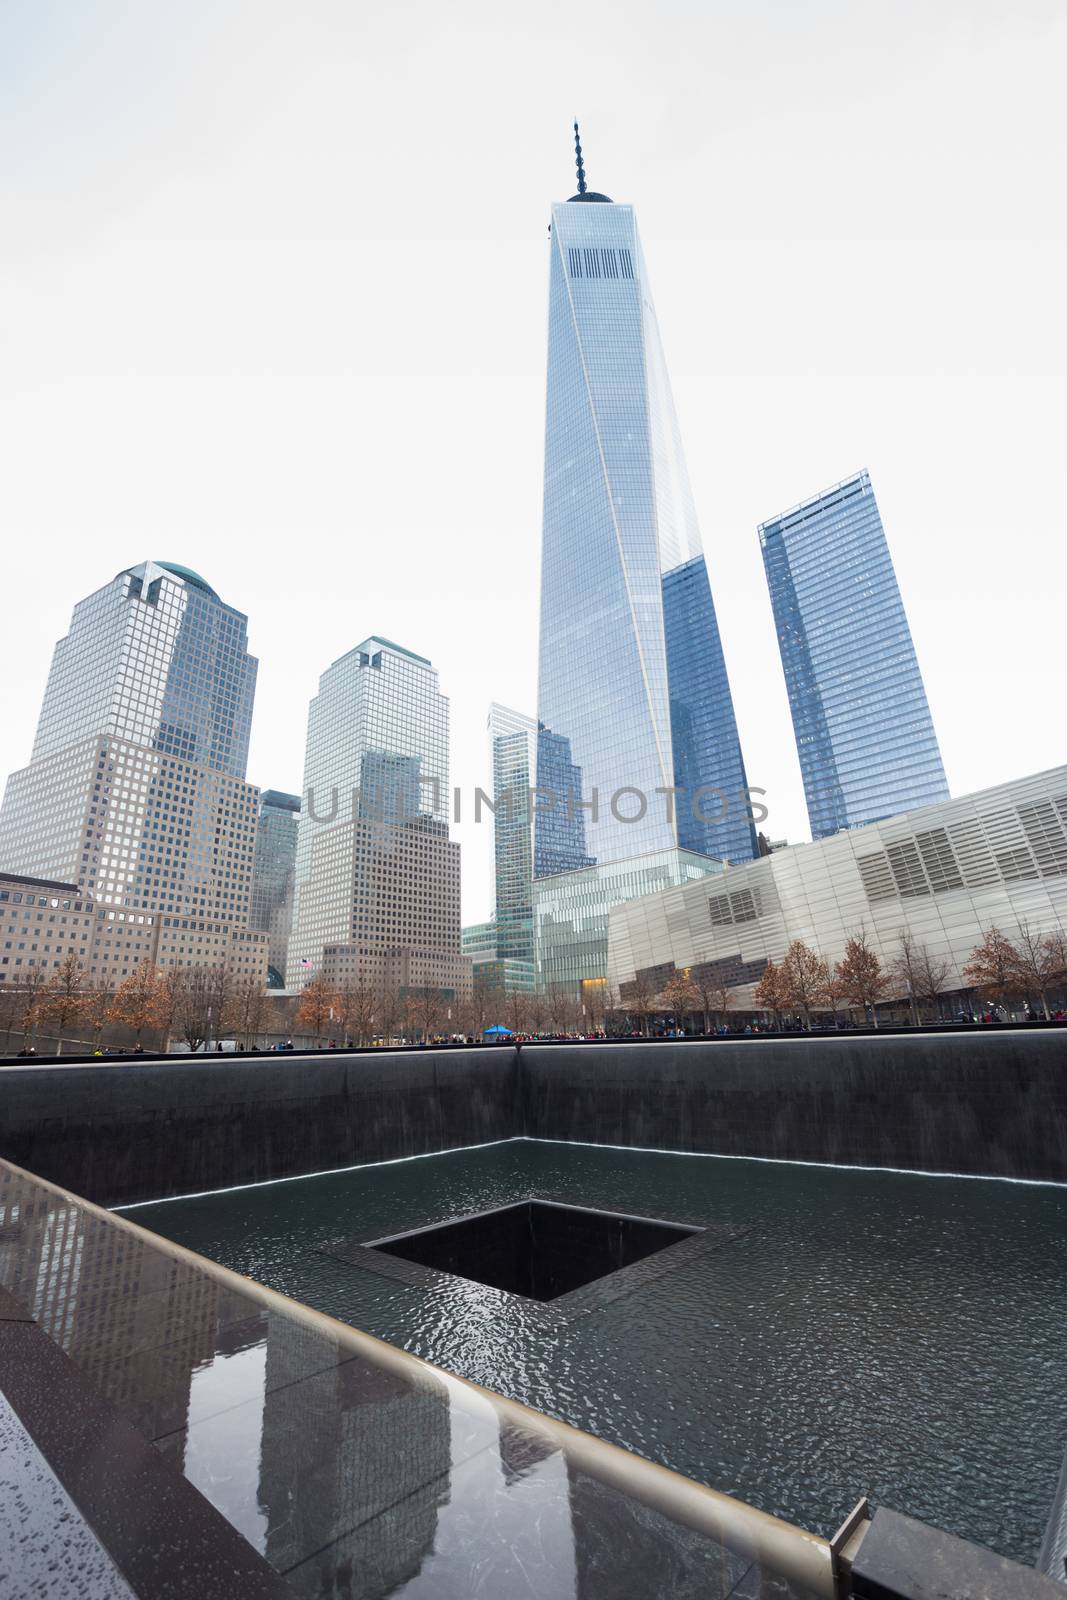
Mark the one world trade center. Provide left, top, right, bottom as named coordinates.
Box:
left=534, top=127, right=756, bottom=990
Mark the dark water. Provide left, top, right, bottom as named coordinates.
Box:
left=128, top=1140, right=1067, bottom=1565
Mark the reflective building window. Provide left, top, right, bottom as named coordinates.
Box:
left=536, top=193, right=754, bottom=875
left=759, top=471, right=949, bottom=841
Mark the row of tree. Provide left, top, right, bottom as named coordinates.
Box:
left=5, top=921, right=1065, bottom=1056
left=291, top=973, right=607, bottom=1044
left=0, top=955, right=275, bottom=1054
left=640, top=923, right=1067, bottom=1032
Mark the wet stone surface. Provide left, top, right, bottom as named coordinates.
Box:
left=133, top=1138, right=1067, bottom=1565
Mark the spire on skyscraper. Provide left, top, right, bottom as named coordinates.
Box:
left=568, top=120, right=612, bottom=203
left=573, top=120, right=587, bottom=195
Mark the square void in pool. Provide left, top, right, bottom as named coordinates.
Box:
left=367, top=1200, right=699, bottom=1301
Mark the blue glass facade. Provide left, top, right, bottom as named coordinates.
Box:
left=488, top=705, right=537, bottom=970
left=535, top=188, right=754, bottom=874
left=533, top=726, right=594, bottom=879
left=663, top=557, right=759, bottom=863
left=759, top=470, right=949, bottom=840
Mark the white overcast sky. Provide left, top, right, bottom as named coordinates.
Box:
left=2, top=0, right=1065, bottom=923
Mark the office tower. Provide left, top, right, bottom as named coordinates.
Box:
left=250, top=790, right=300, bottom=988
left=533, top=128, right=747, bottom=989
left=759, top=470, right=949, bottom=841
left=0, top=562, right=267, bottom=987
left=487, top=704, right=538, bottom=988
left=287, top=638, right=470, bottom=999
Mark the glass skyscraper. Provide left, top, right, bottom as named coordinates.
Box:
left=488, top=704, right=537, bottom=979
left=536, top=136, right=755, bottom=875
left=532, top=131, right=753, bottom=989
left=0, top=561, right=267, bottom=987
left=250, top=789, right=300, bottom=988
left=287, top=637, right=469, bottom=998
left=759, top=470, right=949, bottom=840
left=30, top=560, right=257, bottom=779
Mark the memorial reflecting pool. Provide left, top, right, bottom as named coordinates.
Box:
left=129, top=1139, right=1067, bottom=1565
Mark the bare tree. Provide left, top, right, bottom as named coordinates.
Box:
left=174, top=966, right=217, bottom=1053
left=155, top=969, right=184, bottom=1054
left=823, top=960, right=849, bottom=1027
left=406, top=986, right=447, bottom=1043
left=780, top=940, right=830, bottom=1029
left=338, top=972, right=376, bottom=1046
left=525, top=988, right=549, bottom=1038
left=14, top=966, right=52, bottom=1051
left=708, top=974, right=737, bottom=1032
left=623, top=970, right=656, bottom=1037
left=598, top=981, right=622, bottom=1037
left=376, top=979, right=404, bottom=1045
left=836, top=932, right=889, bottom=1027
left=912, top=943, right=952, bottom=1023
left=231, top=974, right=271, bottom=1048
left=689, top=967, right=720, bottom=1035
left=39, top=954, right=91, bottom=1055
left=502, top=987, right=533, bottom=1038
left=890, top=929, right=925, bottom=1026
left=207, top=963, right=236, bottom=1047
left=581, top=979, right=610, bottom=1037
left=1011, top=920, right=1063, bottom=1019
left=0, top=982, right=22, bottom=1054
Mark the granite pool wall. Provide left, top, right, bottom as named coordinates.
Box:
left=1, top=1030, right=1065, bottom=1206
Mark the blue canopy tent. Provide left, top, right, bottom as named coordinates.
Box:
left=483, top=1024, right=513, bottom=1037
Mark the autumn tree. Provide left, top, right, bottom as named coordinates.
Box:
left=690, top=966, right=723, bottom=1035
left=962, top=926, right=1024, bottom=1012
left=836, top=932, right=889, bottom=1027
left=84, top=978, right=116, bottom=1049
left=112, top=959, right=165, bottom=1045
left=780, top=940, right=830, bottom=1028
left=39, top=954, right=91, bottom=1055
left=660, top=970, right=699, bottom=1032
left=295, top=974, right=342, bottom=1045
left=752, top=959, right=788, bottom=1031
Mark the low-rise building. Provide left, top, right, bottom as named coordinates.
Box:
left=607, top=766, right=1067, bottom=1008
left=0, top=872, right=92, bottom=984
